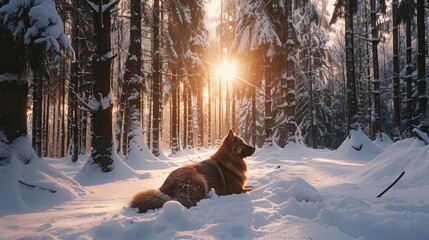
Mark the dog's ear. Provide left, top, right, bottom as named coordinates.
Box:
left=227, top=129, right=235, bottom=143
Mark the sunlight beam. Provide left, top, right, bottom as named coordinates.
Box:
left=217, top=59, right=237, bottom=83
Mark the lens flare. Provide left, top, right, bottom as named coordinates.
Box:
left=217, top=59, right=238, bottom=83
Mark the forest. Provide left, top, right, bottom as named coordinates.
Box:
left=0, top=0, right=428, bottom=173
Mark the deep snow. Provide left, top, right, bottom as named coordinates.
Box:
left=1, top=128, right=429, bottom=240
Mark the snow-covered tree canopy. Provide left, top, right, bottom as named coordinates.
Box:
left=0, top=0, right=74, bottom=59
left=233, top=1, right=282, bottom=58
left=166, top=0, right=208, bottom=75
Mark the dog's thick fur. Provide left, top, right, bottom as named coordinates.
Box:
left=129, top=130, right=256, bottom=213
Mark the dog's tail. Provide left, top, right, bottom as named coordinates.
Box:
left=129, top=189, right=171, bottom=213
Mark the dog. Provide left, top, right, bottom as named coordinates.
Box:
left=129, top=129, right=256, bottom=213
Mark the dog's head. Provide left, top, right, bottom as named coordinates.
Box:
left=223, top=129, right=255, bottom=158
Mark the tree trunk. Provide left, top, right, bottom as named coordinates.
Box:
left=370, top=0, right=381, bottom=138
left=285, top=0, right=296, bottom=143
left=187, top=89, right=193, bottom=148
left=251, top=73, right=257, bottom=146
left=345, top=0, right=358, bottom=130
left=231, top=80, right=236, bottom=133
left=171, top=66, right=179, bottom=153
left=88, top=0, right=118, bottom=172
left=31, top=48, right=44, bottom=157
left=126, top=0, right=144, bottom=156
left=183, top=82, right=188, bottom=149
left=43, top=76, right=50, bottom=156
left=264, top=63, right=273, bottom=147
left=392, top=0, right=401, bottom=139
left=218, top=77, right=222, bottom=142
left=405, top=19, right=413, bottom=136
left=152, top=0, right=161, bottom=156
left=70, top=5, right=80, bottom=162
left=197, top=77, right=204, bottom=149
left=0, top=24, right=28, bottom=164
left=416, top=0, right=428, bottom=134
left=0, top=80, right=28, bottom=144
left=61, top=54, right=66, bottom=157
left=207, top=74, right=212, bottom=147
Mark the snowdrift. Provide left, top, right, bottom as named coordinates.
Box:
left=2, top=135, right=429, bottom=239
left=0, top=137, right=85, bottom=214
left=351, top=138, right=429, bottom=189
left=74, top=152, right=141, bottom=186
left=125, top=134, right=173, bottom=170
left=329, top=127, right=383, bottom=162
left=122, top=178, right=325, bottom=240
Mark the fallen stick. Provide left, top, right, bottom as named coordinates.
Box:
left=19, top=180, right=57, bottom=193
left=376, top=171, right=405, bottom=198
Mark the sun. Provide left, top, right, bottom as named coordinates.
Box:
left=217, top=59, right=238, bottom=83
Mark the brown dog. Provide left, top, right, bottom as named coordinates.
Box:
left=129, top=129, right=256, bottom=213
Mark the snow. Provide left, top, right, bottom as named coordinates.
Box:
left=87, top=92, right=114, bottom=111
left=0, top=73, right=18, bottom=82
left=0, top=0, right=74, bottom=58
left=1, top=133, right=429, bottom=240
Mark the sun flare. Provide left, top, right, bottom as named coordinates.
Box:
left=217, top=59, right=238, bottom=83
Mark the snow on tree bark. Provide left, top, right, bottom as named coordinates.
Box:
left=87, top=0, right=119, bottom=172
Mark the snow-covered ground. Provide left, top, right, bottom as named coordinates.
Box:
left=1, top=129, right=429, bottom=240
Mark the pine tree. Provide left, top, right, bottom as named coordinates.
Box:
left=414, top=0, right=428, bottom=138
left=124, top=0, right=148, bottom=158
left=152, top=0, right=162, bottom=156
left=233, top=0, right=282, bottom=147
left=0, top=0, right=73, bottom=163
left=398, top=0, right=416, bottom=137
left=86, top=0, right=120, bottom=172
left=392, top=0, right=401, bottom=139
left=369, top=0, right=385, bottom=139
left=330, top=0, right=359, bottom=132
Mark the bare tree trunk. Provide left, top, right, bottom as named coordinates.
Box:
left=197, top=77, right=204, bottom=149
left=231, top=80, right=236, bottom=133
left=345, top=0, right=358, bottom=130
left=70, top=4, right=80, bottom=162
left=405, top=19, right=413, bottom=136
left=370, top=0, right=381, bottom=138
left=31, top=48, right=43, bottom=157
left=415, top=0, right=428, bottom=134
left=43, top=77, right=51, bottom=156
left=183, top=82, right=187, bottom=149
left=207, top=74, right=212, bottom=146
left=171, top=66, right=179, bottom=153
left=251, top=73, right=257, bottom=146
left=187, top=89, right=193, bottom=148
left=264, top=63, right=273, bottom=147
left=152, top=0, right=161, bottom=156
left=392, top=0, right=401, bottom=139
left=285, top=0, right=296, bottom=143
left=125, top=0, right=145, bottom=156
left=61, top=55, right=66, bottom=157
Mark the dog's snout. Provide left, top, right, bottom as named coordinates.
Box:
left=247, top=146, right=256, bottom=155
left=240, top=145, right=256, bottom=158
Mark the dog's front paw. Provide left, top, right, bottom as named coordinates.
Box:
left=243, top=185, right=257, bottom=192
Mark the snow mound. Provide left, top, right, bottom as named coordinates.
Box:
left=0, top=138, right=85, bottom=214
left=280, top=141, right=327, bottom=159
left=317, top=197, right=429, bottom=240
left=256, top=178, right=323, bottom=204
left=329, top=127, right=383, bottom=162
left=124, top=134, right=173, bottom=170
left=120, top=178, right=324, bottom=239
left=74, top=152, right=141, bottom=186
left=350, top=138, right=429, bottom=189
left=373, top=132, right=394, bottom=149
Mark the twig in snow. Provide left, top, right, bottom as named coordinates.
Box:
left=376, top=171, right=405, bottom=198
